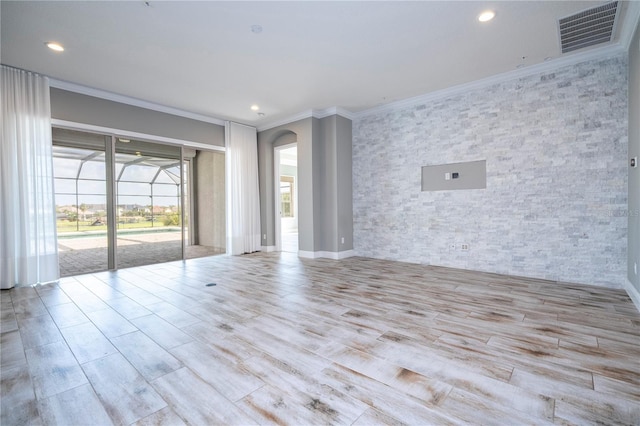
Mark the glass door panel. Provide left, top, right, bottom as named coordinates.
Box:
left=114, top=140, right=183, bottom=268
left=52, top=129, right=109, bottom=276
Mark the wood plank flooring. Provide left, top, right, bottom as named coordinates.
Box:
left=1, top=252, right=639, bottom=425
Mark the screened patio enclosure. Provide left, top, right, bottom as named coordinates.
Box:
left=54, top=147, right=183, bottom=231
left=53, top=127, right=225, bottom=276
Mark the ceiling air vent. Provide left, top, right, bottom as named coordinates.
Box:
left=559, top=1, right=619, bottom=53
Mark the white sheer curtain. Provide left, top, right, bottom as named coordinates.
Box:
left=1, top=66, right=59, bottom=289
left=225, top=121, right=261, bottom=255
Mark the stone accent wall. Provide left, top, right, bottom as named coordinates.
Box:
left=353, top=54, right=628, bottom=288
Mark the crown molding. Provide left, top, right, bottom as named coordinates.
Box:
left=259, top=35, right=629, bottom=130
left=313, top=106, right=356, bottom=120
left=335, top=107, right=356, bottom=121
left=354, top=43, right=626, bottom=120
left=257, top=107, right=356, bottom=132
left=226, top=121, right=258, bottom=132
left=49, top=79, right=225, bottom=126
left=620, top=0, right=640, bottom=51
left=48, top=1, right=637, bottom=135
left=256, top=110, right=315, bottom=132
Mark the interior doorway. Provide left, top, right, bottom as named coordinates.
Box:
left=274, top=144, right=298, bottom=253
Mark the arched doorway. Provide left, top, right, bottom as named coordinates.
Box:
left=274, top=144, right=298, bottom=252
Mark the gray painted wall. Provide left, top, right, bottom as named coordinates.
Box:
left=258, top=118, right=315, bottom=251
left=195, top=150, right=225, bottom=250
left=353, top=54, right=628, bottom=288
left=335, top=116, right=354, bottom=252
left=50, top=88, right=225, bottom=147
left=257, top=115, right=353, bottom=254
left=311, top=118, right=324, bottom=252
left=319, top=116, right=338, bottom=252
left=315, top=115, right=354, bottom=253
left=629, top=23, right=640, bottom=291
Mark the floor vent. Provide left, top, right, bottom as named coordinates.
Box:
left=559, top=1, right=619, bottom=54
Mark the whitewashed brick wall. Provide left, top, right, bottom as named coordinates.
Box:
left=353, top=54, right=628, bottom=288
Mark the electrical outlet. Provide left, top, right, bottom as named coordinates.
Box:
left=461, top=243, right=470, bottom=251
left=263, top=234, right=266, bottom=240
left=341, top=237, right=345, bottom=244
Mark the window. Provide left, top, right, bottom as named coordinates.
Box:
left=280, top=176, right=294, bottom=218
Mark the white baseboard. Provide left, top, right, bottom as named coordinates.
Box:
left=623, top=279, right=640, bottom=313
left=261, top=246, right=277, bottom=252
left=323, top=250, right=355, bottom=260
left=298, top=250, right=355, bottom=260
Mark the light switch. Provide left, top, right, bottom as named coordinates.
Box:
left=445, top=172, right=451, bottom=180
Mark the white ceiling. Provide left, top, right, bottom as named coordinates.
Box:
left=1, top=1, right=637, bottom=127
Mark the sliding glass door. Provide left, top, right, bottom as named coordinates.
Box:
left=52, top=129, right=109, bottom=276
left=53, top=127, right=227, bottom=277
left=114, top=139, right=184, bottom=268
left=52, top=128, right=194, bottom=276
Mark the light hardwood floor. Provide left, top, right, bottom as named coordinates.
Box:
left=1, top=252, right=639, bottom=425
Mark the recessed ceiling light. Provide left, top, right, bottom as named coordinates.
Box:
left=250, top=105, right=260, bottom=111
left=478, top=10, right=495, bottom=22
left=251, top=25, right=263, bottom=34
left=45, top=42, right=64, bottom=52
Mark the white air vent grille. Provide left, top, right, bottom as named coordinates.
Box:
left=559, top=1, right=619, bottom=53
